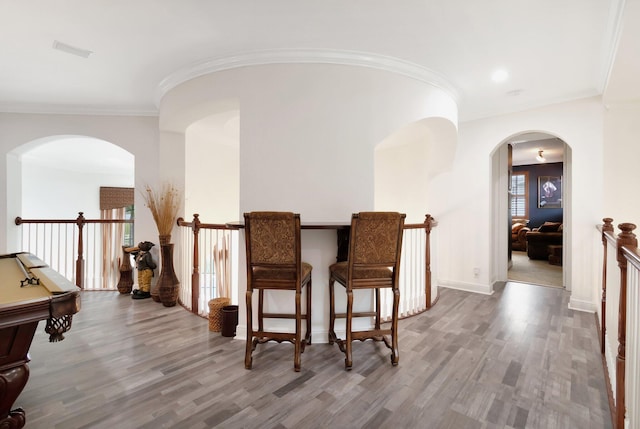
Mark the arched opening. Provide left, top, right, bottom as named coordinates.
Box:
left=185, top=110, right=240, bottom=222
left=15, top=136, right=134, bottom=219
left=374, top=117, right=457, bottom=222
left=491, top=131, right=571, bottom=291
left=374, top=116, right=457, bottom=312
left=8, top=135, right=135, bottom=288
left=182, top=107, right=240, bottom=309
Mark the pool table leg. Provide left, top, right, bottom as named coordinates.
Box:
left=1, top=323, right=37, bottom=429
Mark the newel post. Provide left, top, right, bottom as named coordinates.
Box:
left=601, top=217, right=614, bottom=353
left=425, top=214, right=434, bottom=310
left=75, top=212, right=86, bottom=289
left=616, top=222, right=637, bottom=428
left=191, top=214, right=202, bottom=314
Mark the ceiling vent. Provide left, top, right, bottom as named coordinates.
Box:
left=52, top=40, right=93, bottom=58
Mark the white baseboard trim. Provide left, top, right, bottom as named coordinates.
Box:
left=568, top=297, right=597, bottom=313
left=438, top=279, right=494, bottom=295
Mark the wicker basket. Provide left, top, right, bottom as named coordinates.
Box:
left=208, top=298, right=231, bottom=332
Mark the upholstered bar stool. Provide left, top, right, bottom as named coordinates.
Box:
left=243, top=211, right=312, bottom=372
left=328, top=211, right=405, bottom=370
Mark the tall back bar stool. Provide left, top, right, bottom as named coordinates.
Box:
left=328, top=211, right=405, bottom=370
left=243, top=211, right=312, bottom=372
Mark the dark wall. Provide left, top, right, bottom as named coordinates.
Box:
left=513, top=162, right=563, bottom=228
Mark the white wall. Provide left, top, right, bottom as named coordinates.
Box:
left=185, top=112, right=240, bottom=223
left=0, top=113, right=160, bottom=252
left=375, top=117, right=458, bottom=223
left=437, top=97, right=604, bottom=311
left=21, top=137, right=134, bottom=219
left=160, top=63, right=458, bottom=340
left=161, top=63, right=457, bottom=220
left=603, top=103, right=640, bottom=224
left=22, top=163, right=133, bottom=219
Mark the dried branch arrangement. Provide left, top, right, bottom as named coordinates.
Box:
left=142, top=183, right=181, bottom=237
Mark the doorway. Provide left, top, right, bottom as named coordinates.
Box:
left=494, top=132, right=569, bottom=289
left=509, top=133, right=565, bottom=288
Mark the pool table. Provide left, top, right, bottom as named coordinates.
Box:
left=0, top=252, right=80, bottom=429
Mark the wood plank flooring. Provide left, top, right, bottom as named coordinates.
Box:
left=18, top=282, right=612, bottom=428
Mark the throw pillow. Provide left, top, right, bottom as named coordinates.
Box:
left=538, top=222, right=561, bottom=232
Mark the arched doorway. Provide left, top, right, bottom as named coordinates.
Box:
left=491, top=132, right=571, bottom=291
left=8, top=135, right=135, bottom=288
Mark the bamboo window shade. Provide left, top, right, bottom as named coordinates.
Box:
left=100, top=187, right=134, bottom=211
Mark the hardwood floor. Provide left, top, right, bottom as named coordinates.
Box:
left=18, top=282, right=611, bottom=428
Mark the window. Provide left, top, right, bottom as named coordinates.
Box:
left=124, top=204, right=135, bottom=247
left=510, top=172, right=528, bottom=219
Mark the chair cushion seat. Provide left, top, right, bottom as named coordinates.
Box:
left=329, top=261, right=392, bottom=282
left=253, top=262, right=312, bottom=281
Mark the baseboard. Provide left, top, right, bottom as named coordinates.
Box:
left=438, top=279, right=494, bottom=295
left=568, top=296, right=597, bottom=313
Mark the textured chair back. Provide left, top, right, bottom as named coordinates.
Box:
left=244, top=211, right=299, bottom=266
left=349, top=212, right=406, bottom=276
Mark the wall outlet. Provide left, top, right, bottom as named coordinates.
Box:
left=473, top=267, right=480, bottom=277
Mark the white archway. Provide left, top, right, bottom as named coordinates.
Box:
left=374, top=117, right=457, bottom=223
left=490, top=131, right=571, bottom=292
left=185, top=110, right=240, bottom=223
left=7, top=135, right=134, bottom=250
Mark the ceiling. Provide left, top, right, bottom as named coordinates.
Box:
left=510, top=134, right=564, bottom=166
left=1, top=0, right=637, bottom=123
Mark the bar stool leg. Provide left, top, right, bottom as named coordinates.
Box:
left=328, top=277, right=336, bottom=344
left=345, top=289, right=353, bottom=370
left=391, top=287, right=400, bottom=366
left=294, top=290, right=302, bottom=372
left=245, top=289, right=253, bottom=369
left=305, top=279, right=312, bottom=344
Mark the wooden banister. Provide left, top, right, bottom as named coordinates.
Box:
left=178, top=213, right=438, bottom=317
left=601, top=218, right=614, bottom=353
left=615, top=222, right=637, bottom=428
left=177, top=215, right=239, bottom=315
left=15, top=212, right=134, bottom=290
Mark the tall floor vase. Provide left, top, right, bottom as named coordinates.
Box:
left=117, top=245, right=134, bottom=294
left=157, top=242, right=180, bottom=307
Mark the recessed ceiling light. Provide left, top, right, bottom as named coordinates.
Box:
left=52, top=40, right=93, bottom=58
left=491, top=69, right=509, bottom=83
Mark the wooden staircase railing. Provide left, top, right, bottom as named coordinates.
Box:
left=15, top=212, right=133, bottom=290
left=598, top=219, right=640, bottom=429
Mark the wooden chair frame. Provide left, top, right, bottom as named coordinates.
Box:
left=244, top=212, right=312, bottom=372
left=328, top=212, right=405, bottom=370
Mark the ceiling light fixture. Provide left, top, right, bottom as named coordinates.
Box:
left=536, top=149, right=546, bottom=163
left=491, top=69, right=509, bottom=83
left=52, top=40, right=93, bottom=58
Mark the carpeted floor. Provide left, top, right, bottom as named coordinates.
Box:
left=508, top=250, right=563, bottom=288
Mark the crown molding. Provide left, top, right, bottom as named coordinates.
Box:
left=0, top=103, right=158, bottom=117
left=155, top=48, right=459, bottom=107
left=599, top=0, right=627, bottom=92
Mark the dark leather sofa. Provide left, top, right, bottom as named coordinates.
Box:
left=526, top=222, right=563, bottom=260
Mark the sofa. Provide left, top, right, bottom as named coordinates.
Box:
left=511, top=221, right=530, bottom=251
left=526, top=222, right=563, bottom=260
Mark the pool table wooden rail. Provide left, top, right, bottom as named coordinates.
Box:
left=0, top=252, right=80, bottom=429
